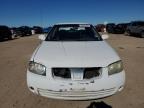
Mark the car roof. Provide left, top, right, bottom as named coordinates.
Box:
left=106, top=23, right=115, bottom=25
left=55, top=22, right=90, bottom=25
left=0, top=25, right=9, bottom=28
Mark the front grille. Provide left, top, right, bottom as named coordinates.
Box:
left=84, top=67, right=101, bottom=79
left=52, top=68, right=71, bottom=78
left=52, top=67, right=101, bottom=79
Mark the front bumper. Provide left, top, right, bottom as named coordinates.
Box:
left=27, top=68, right=125, bottom=100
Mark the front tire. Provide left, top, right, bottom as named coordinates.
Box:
left=8, top=34, right=15, bottom=40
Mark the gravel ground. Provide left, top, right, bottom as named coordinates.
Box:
left=0, top=34, right=144, bottom=108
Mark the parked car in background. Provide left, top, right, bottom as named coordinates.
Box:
left=125, top=21, right=144, bottom=37
left=11, top=27, right=22, bottom=37
left=106, top=23, right=116, bottom=33
left=114, top=23, right=129, bottom=34
left=27, top=23, right=125, bottom=100
left=33, top=26, right=43, bottom=34
left=18, top=26, right=32, bottom=36
left=0, top=25, right=12, bottom=40
left=95, top=24, right=106, bottom=32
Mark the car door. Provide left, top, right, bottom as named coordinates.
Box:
left=131, top=22, right=137, bottom=33
left=135, top=22, right=144, bottom=34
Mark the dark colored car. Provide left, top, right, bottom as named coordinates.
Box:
left=95, top=24, right=106, bottom=32
left=11, top=27, right=22, bottom=37
left=106, top=23, right=116, bottom=33
left=114, top=23, right=129, bottom=34
left=0, top=25, right=12, bottom=40
left=33, top=26, right=43, bottom=34
left=18, top=26, right=32, bottom=36
left=125, top=21, right=144, bottom=37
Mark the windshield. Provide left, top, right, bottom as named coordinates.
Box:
left=45, top=24, right=102, bottom=41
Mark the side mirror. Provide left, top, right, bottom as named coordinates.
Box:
left=101, top=34, right=109, bottom=40
left=38, top=34, right=46, bottom=40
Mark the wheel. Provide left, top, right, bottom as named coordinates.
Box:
left=8, top=34, right=16, bottom=40
left=8, top=35, right=13, bottom=40
left=140, top=31, right=144, bottom=38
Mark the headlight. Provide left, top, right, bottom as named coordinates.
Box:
left=28, top=61, right=46, bottom=76
left=108, top=60, right=123, bottom=75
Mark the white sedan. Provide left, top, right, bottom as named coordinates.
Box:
left=27, top=23, right=125, bottom=100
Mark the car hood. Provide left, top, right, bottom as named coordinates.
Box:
left=33, top=41, right=120, bottom=68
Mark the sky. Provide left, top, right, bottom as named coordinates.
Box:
left=0, top=0, right=144, bottom=27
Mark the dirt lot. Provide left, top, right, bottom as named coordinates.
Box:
left=0, top=34, right=144, bottom=108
